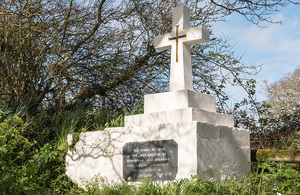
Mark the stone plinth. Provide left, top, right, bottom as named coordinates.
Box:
left=66, top=89, right=249, bottom=187
left=66, top=122, right=250, bottom=186
left=144, top=90, right=215, bottom=113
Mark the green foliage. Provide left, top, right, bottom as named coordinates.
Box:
left=1, top=105, right=299, bottom=194
left=0, top=109, right=35, bottom=193
left=0, top=106, right=83, bottom=194
left=0, top=104, right=144, bottom=194
left=247, top=162, right=300, bottom=194
left=232, top=68, right=299, bottom=150
left=83, top=101, right=144, bottom=129
left=234, top=102, right=300, bottom=150
left=84, top=178, right=136, bottom=195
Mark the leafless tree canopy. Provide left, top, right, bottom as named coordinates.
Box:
left=264, top=67, right=300, bottom=116
left=0, top=0, right=298, bottom=116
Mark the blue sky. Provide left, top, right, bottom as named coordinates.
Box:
left=212, top=4, right=300, bottom=103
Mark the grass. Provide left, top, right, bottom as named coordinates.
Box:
left=75, top=166, right=300, bottom=194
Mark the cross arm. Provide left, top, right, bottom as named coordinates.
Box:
left=183, top=26, right=209, bottom=45
left=154, top=34, right=171, bottom=51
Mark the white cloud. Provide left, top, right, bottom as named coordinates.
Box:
left=235, top=15, right=300, bottom=54
left=212, top=11, right=300, bottom=102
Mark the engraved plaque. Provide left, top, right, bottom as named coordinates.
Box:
left=123, top=140, right=178, bottom=181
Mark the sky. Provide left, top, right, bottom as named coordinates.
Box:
left=211, top=4, right=300, bottom=103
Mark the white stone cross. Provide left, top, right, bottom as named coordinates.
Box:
left=154, top=6, right=209, bottom=91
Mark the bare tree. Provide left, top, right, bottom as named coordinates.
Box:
left=0, top=0, right=298, bottom=117
left=264, top=67, right=300, bottom=116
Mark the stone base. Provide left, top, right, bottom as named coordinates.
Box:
left=197, top=123, right=250, bottom=178
left=66, top=122, right=250, bottom=186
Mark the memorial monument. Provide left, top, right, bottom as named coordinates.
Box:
left=66, top=6, right=250, bottom=186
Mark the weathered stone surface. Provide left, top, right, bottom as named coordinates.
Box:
left=196, top=123, right=251, bottom=179
left=66, top=122, right=250, bottom=186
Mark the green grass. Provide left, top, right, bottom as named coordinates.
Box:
left=74, top=167, right=300, bottom=195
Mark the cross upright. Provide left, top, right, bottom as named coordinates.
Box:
left=154, top=6, right=209, bottom=91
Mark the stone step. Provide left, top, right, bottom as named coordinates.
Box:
left=125, top=108, right=234, bottom=127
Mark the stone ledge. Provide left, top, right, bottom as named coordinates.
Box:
left=125, top=108, right=234, bottom=127
left=144, top=90, right=216, bottom=113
